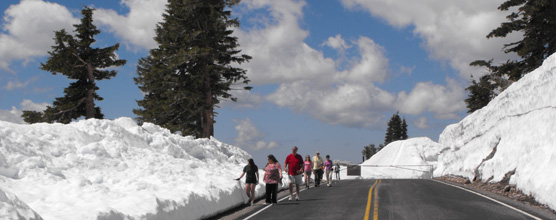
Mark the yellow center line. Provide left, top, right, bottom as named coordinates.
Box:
left=373, top=179, right=381, bottom=220
left=364, top=179, right=379, bottom=220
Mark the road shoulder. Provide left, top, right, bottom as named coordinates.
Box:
left=433, top=177, right=556, bottom=220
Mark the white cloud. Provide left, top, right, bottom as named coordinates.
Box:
left=235, top=0, right=336, bottom=85
left=94, top=0, right=167, bottom=50
left=0, top=0, right=78, bottom=71
left=395, top=78, right=466, bottom=119
left=0, top=100, right=49, bottom=124
left=414, top=116, right=429, bottom=129
left=4, top=77, right=38, bottom=90
left=220, top=90, right=264, bottom=109
left=233, top=118, right=278, bottom=150
left=323, top=34, right=352, bottom=53
left=20, top=99, right=49, bottom=111
left=340, top=0, right=520, bottom=79
left=0, top=107, right=25, bottom=124
left=236, top=1, right=397, bottom=127
left=267, top=81, right=395, bottom=127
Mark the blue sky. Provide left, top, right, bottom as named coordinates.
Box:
left=0, top=0, right=518, bottom=166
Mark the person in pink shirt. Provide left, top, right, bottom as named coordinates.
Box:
left=263, top=154, right=282, bottom=205
left=303, top=155, right=312, bottom=188
left=284, top=146, right=304, bottom=201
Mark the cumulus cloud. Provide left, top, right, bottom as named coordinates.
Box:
left=4, top=77, right=38, bottom=90
left=340, top=0, right=520, bottom=79
left=234, top=118, right=278, bottom=150
left=323, top=34, right=352, bottom=53
left=94, top=0, right=167, bottom=50
left=414, top=116, right=429, bottom=129
left=0, top=100, right=48, bottom=124
left=235, top=0, right=336, bottom=85
left=267, top=81, right=395, bottom=127
left=220, top=90, right=264, bottom=109
left=0, top=0, right=77, bottom=71
left=395, top=78, right=466, bottom=119
left=235, top=0, right=473, bottom=127
left=20, top=99, right=49, bottom=111
left=0, top=107, right=25, bottom=124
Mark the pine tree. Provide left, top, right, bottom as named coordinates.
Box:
left=384, top=112, right=402, bottom=146
left=468, top=0, right=556, bottom=108
left=464, top=75, right=497, bottom=113
left=22, top=7, right=126, bottom=124
left=401, top=117, right=408, bottom=140
left=134, top=0, right=251, bottom=138
left=485, top=0, right=556, bottom=80
left=362, top=144, right=377, bottom=160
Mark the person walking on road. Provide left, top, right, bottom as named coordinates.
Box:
left=312, top=151, right=324, bottom=187
left=235, top=158, right=259, bottom=205
left=334, top=162, right=341, bottom=180
left=324, top=155, right=333, bottom=187
left=263, top=154, right=282, bottom=205
left=284, top=146, right=304, bottom=201
left=303, top=155, right=312, bottom=188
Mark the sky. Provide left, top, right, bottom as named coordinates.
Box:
left=0, top=0, right=521, bottom=166
left=2, top=50, right=555, bottom=219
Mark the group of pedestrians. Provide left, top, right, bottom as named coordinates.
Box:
left=235, top=146, right=341, bottom=206
left=309, top=151, right=338, bottom=187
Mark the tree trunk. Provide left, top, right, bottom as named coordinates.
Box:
left=86, top=63, right=95, bottom=119
left=201, top=75, right=214, bottom=138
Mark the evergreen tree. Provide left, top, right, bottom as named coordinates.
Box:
left=464, top=75, right=497, bottom=113
left=362, top=144, right=377, bottom=160
left=465, top=60, right=511, bottom=113
left=468, top=0, right=556, bottom=109
left=22, top=7, right=126, bottom=124
left=401, top=117, right=408, bottom=140
left=134, top=0, right=251, bottom=138
left=384, top=112, right=409, bottom=146
left=486, top=0, right=556, bottom=80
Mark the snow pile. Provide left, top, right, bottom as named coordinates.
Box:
left=0, top=187, right=43, bottom=220
left=360, top=137, right=443, bottom=179
left=0, top=118, right=274, bottom=220
left=361, top=54, right=556, bottom=210
left=434, top=54, right=556, bottom=210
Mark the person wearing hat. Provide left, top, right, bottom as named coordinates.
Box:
left=312, top=151, right=324, bottom=187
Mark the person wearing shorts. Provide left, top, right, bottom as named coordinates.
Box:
left=284, top=146, right=304, bottom=201
left=235, top=158, right=259, bottom=205
left=303, top=155, right=312, bottom=188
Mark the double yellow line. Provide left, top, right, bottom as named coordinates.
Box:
left=364, top=179, right=381, bottom=220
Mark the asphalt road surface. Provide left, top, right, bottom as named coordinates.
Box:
left=228, top=179, right=554, bottom=220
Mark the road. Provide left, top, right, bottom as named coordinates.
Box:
left=227, top=179, right=553, bottom=220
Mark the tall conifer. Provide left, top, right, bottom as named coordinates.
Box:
left=23, top=7, right=126, bottom=124
left=134, top=0, right=251, bottom=138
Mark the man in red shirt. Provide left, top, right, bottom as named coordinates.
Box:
left=284, top=146, right=304, bottom=201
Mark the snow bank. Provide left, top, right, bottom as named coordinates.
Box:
left=434, top=54, right=556, bottom=210
left=361, top=54, right=556, bottom=210
left=0, top=117, right=272, bottom=220
left=361, top=137, right=443, bottom=179
left=0, top=187, right=43, bottom=220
